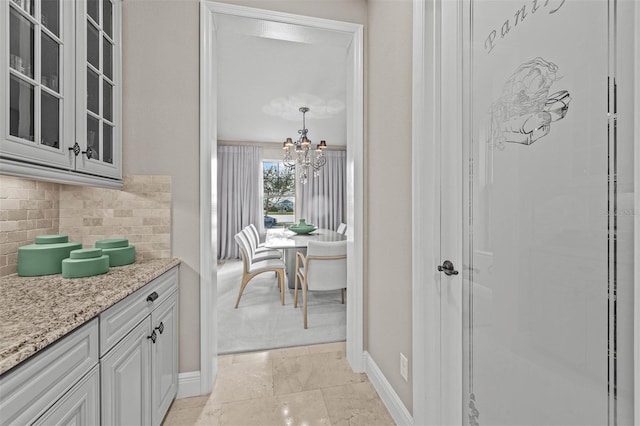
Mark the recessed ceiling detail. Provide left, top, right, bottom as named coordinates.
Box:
left=216, top=17, right=348, bottom=146
left=262, top=93, right=345, bottom=121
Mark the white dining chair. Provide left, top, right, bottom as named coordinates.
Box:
left=248, top=224, right=268, bottom=249
left=241, top=227, right=282, bottom=261
left=336, top=223, right=347, bottom=235
left=234, top=232, right=285, bottom=308
left=294, top=240, right=347, bottom=329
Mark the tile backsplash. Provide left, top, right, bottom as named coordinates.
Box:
left=0, top=175, right=171, bottom=277
left=0, top=176, right=60, bottom=277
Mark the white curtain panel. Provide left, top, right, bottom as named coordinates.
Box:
left=217, top=145, right=263, bottom=259
left=298, top=150, right=346, bottom=231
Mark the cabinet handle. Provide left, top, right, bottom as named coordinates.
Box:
left=146, top=292, right=159, bottom=302
left=155, top=322, right=164, bottom=334
left=147, top=330, right=157, bottom=344
left=82, top=146, right=95, bottom=160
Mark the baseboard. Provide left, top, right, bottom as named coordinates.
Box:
left=176, top=371, right=202, bottom=399
left=364, top=351, right=414, bottom=426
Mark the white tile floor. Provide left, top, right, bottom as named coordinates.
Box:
left=163, top=342, right=396, bottom=426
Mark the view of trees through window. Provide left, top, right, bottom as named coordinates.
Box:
left=263, top=161, right=295, bottom=227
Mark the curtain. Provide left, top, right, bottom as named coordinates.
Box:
left=217, top=145, right=263, bottom=259
left=298, top=150, right=346, bottom=231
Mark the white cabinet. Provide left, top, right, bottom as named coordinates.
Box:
left=0, top=266, right=179, bottom=426
left=100, top=267, right=179, bottom=426
left=0, top=319, right=99, bottom=425
left=33, top=365, right=101, bottom=426
left=0, top=0, right=122, bottom=187
left=152, top=292, right=179, bottom=426
left=101, top=319, right=153, bottom=426
left=74, top=0, right=121, bottom=179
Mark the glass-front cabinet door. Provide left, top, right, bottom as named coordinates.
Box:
left=75, top=0, right=120, bottom=179
left=1, top=0, right=74, bottom=169
left=1, top=0, right=121, bottom=186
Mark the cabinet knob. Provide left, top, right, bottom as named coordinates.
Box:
left=147, top=330, right=157, bottom=344
left=69, top=142, right=81, bottom=156
left=146, top=292, right=159, bottom=302
left=82, top=146, right=95, bottom=160
left=155, top=322, right=164, bottom=334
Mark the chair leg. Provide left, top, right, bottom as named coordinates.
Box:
left=279, top=269, right=285, bottom=305
left=303, top=280, right=308, bottom=329
left=341, top=288, right=345, bottom=304
left=235, top=274, right=251, bottom=308
left=294, top=271, right=299, bottom=308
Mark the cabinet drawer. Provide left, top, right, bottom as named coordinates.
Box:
left=0, top=319, right=99, bottom=425
left=100, top=266, right=178, bottom=356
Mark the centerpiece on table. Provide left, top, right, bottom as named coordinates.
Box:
left=288, top=218, right=317, bottom=235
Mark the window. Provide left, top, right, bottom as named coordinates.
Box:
left=263, top=161, right=295, bottom=227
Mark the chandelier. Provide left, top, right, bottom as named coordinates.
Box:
left=282, top=107, right=327, bottom=184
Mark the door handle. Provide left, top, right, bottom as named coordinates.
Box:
left=437, top=260, right=459, bottom=276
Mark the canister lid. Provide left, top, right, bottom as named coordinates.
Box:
left=70, top=248, right=103, bottom=259
left=35, top=235, right=69, bottom=244
left=95, top=238, right=129, bottom=249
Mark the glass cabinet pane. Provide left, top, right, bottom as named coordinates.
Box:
left=87, top=0, right=99, bottom=23
left=87, top=22, right=100, bottom=69
left=103, top=0, right=113, bottom=38
left=87, top=69, right=99, bottom=114
left=103, top=38, right=112, bottom=80
left=10, top=0, right=34, bottom=17
left=103, top=81, right=112, bottom=121
left=41, top=0, right=59, bottom=36
left=9, top=8, right=34, bottom=78
left=9, top=75, right=34, bottom=141
left=87, top=115, right=100, bottom=160
left=41, top=33, right=60, bottom=92
left=41, top=92, right=60, bottom=148
left=103, top=124, right=113, bottom=164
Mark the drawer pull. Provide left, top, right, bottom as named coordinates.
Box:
left=155, top=322, right=164, bottom=334
left=147, top=330, right=157, bottom=343
left=146, top=292, right=159, bottom=302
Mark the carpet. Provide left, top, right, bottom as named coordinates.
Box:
left=217, top=260, right=346, bottom=354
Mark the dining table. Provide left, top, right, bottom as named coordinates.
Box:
left=263, top=227, right=346, bottom=289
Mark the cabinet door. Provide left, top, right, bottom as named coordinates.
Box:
left=0, top=0, right=74, bottom=169
left=75, top=0, right=121, bottom=179
left=101, top=318, right=152, bottom=426
left=33, top=365, right=100, bottom=426
left=151, top=291, right=179, bottom=426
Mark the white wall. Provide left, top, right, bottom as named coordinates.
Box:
left=122, top=0, right=201, bottom=372
left=367, top=0, right=414, bottom=413
left=122, top=0, right=415, bottom=414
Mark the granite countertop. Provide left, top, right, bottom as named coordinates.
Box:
left=0, top=258, right=181, bottom=376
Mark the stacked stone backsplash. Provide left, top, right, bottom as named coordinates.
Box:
left=0, top=176, right=60, bottom=277
left=0, top=175, right=171, bottom=277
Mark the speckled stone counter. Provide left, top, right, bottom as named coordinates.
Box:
left=0, top=258, right=181, bottom=376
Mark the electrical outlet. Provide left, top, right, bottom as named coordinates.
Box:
left=400, top=353, right=409, bottom=382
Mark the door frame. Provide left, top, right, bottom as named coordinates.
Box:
left=412, top=0, right=464, bottom=424
left=199, top=1, right=365, bottom=394
left=412, top=0, right=640, bottom=424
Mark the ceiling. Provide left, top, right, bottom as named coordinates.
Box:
left=215, top=14, right=350, bottom=146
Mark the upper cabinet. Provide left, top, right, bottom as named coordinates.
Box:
left=75, top=0, right=121, bottom=179
left=0, top=0, right=122, bottom=187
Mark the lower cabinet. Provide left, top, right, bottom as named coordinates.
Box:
left=0, top=265, right=180, bottom=426
left=152, top=292, right=179, bottom=426
left=101, top=319, right=153, bottom=425
left=33, top=365, right=101, bottom=426
left=100, top=269, right=179, bottom=426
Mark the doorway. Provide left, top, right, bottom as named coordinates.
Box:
left=199, top=2, right=365, bottom=394
left=413, top=0, right=639, bottom=424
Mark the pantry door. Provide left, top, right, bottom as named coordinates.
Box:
left=443, top=0, right=638, bottom=425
